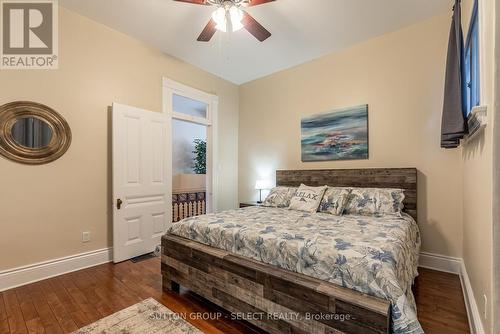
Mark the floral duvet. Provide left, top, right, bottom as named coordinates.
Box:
left=168, top=206, right=423, bottom=334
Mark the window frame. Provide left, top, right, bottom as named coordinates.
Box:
left=463, top=0, right=480, bottom=116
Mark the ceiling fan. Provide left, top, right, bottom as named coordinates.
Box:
left=173, top=0, right=275, bottom=42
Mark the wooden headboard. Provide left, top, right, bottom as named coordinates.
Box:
left=276, top=168, right=418, bottom=220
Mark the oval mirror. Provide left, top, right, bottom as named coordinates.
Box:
left=0, top=101, right=71, bottom=165
left=11, top=117, right=54, bottom=149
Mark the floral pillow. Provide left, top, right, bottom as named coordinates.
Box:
left=262, top=187, right=297, bottom=208
left=344, top=188, right=405, bottom=217
left=289, top=184, right=327, bottom=213
left=319, top=187, right=352, bottom=215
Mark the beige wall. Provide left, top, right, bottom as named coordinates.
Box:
left=493, top=0, right=499, bottom=328
left=461, top=0, right=496, bottom=332
left=239, top=14, right=464, bottom=258
left=0, top=7, right=239, bottom=270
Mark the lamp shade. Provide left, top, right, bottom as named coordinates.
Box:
left=255, top=180, right=272, bottom=190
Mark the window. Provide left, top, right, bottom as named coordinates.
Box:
left=173, top=94, right=208, bottom=119
left=464, top=0, right=480, bottom=115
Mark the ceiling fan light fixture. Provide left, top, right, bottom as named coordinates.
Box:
left=212, top=7, right=227, bottom=32
left=185, top=0, right=273, bottom=42
left=211, top=4, right=244, bottom=33
left=229, top=6, right=244, bottom=31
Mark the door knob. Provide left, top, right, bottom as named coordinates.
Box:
left=117, top=198, right=123, bottom=210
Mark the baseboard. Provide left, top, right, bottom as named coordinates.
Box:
left=0, top=248, right=113, bottom=292
left=418, top=251, right=462, bottom=274
left=418, top=252, right=484, bottom=334
left=460, top=261, right=485, bottom=334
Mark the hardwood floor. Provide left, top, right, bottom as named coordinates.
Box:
left=414, top=268, right=470, bottom=333
left=0, top=259, right=469, bottom=334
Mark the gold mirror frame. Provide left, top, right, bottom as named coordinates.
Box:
left=0, top=101, right=72, bottom=165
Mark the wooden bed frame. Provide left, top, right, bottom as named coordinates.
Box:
left=162, top=168, right=418, bottom=334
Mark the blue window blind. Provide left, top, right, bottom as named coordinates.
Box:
left=464, top=0, right=480, bottom=115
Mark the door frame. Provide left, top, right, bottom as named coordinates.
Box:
left=163, top=78, right=219, bottom=213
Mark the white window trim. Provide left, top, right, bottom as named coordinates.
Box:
left=476, top=0, right=489, bottom=106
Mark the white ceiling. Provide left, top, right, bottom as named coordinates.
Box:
left=60, top=0, right=452, bottom=84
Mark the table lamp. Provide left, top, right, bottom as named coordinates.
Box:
left=255, top=180, right=271, bottom=203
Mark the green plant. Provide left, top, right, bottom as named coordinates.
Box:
left=192, top=139, right=206, bottom=174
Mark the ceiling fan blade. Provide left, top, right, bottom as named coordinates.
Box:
left=242, top=11, right=271, bottom=42
left=173, top=0, right=208, bottom=5
left=246, top=0, right=276, bottom=7
left=197, top=18, right=217, bottom=42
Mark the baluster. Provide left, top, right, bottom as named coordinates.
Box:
left=172, top=193, right=210, bottom=221
left=172, top=203, right=176, bottom=223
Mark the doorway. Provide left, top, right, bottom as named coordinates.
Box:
left=172, top=118, right=206, bottom=221
left=163, top=79, right=219, bottom=223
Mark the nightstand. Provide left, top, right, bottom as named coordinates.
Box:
left=239, top=202, right=264, bottom=208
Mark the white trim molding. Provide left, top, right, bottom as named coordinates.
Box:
left=460, top=261, right=486, bottom=334
left=419, top=251, right=462, bottom=274
left=419, top=252, right=485, bottom=334
left=0, top=248, right=112, bottom=292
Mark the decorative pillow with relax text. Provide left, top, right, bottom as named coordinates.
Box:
left=319, top=187, right=352, bottom=215
left=289, top=184, right=327, bottom=213
left=344, top=188, right=405, bottom=217
left=262, top=187, right=297, bottom=208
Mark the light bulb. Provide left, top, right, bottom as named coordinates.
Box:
left=229, top=6, right=244, bottom=32
left=212, top=7, right=227, bottom=32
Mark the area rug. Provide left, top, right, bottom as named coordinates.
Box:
left=72, top=298, right=202, bottom=334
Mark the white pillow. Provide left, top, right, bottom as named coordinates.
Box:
left=289, top=184, right=327, bottom=213
left=262, top=187, right=297, bottom=208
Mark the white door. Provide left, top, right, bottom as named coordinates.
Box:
left=112, top=103, right=171, bottom=263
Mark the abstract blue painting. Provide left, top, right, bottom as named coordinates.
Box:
left=301, top=105, right=369, bottom=161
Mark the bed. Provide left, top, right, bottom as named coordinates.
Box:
left=161, top=168, right=421, bottom=334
